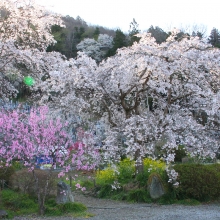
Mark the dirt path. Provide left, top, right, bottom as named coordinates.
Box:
left=13, top=192, right=220, bottom=220
left=73, top=192, right=220, bottom=220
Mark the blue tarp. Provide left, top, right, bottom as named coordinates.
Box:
left=36, top=155, right=53, bottom=166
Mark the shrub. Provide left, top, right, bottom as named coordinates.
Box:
left=143, top=158, right=166, bottom=173
left=58, top=202, right=87, bottom=213
left=117, top=158, right=135, bottom=184
left=10, top=169, right=57, bottom=196
left=97, top=184, right=114, bottom=198
left=137, top=158, right=166, bottom=187
left=174, top=164, right=220, bottom=201
left=127, top=189, right=152, bottom=203
left=96, top=167, right=116, bottom=185
left=0, top=164, right=15, bottom=189
left=81, top=180, right=94, bottom=189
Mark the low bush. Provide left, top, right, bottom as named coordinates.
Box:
left=94, top=158, right=168, bottom=202
left=96, top=167, right=117, bottom=185
left=96, top=184, right=114, bottom=198
left=174, top=164, right=220, bottom=201
left=0, top=164, right=15, bottom=189
left=127, top=189, right=152, bottom=203
left=10, top=169, right=57, bottom=196
left=137, top=158, right=166, bottom=187
left=117, top=158, right=135, bottom=184
left=81, top=180, right=94, bottom=189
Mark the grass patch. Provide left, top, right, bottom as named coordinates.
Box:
left=174, top=199, right=201, bottom=206
left=0, top=189, right=91, bottom=219
left=45, top=201, right=88, bottom=217
left=0, top=189, right=38, bottom=218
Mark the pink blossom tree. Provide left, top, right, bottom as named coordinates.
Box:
left=0, top=106, right=99, bottom=215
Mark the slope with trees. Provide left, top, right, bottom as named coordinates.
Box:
left=47, top=15, right=116, bottom=59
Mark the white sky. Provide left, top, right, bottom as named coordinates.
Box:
left=36, top=0, right=219, bottom=35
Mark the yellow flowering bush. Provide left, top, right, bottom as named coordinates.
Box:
left=117, top=158, right=135, bottom=183
left=143, top=158, right=166, bottom=173
left=137, top=158, right=166, bottom=187
left=96, top=166, right=116, bottom=185
left=96, top=158, right=166, bottom=188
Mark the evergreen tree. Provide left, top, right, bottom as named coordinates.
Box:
left=46, top=25, right=67, bottom=55
left=106, top=29, right=127, bottom=57
left=192, top=31, right=203, bottom=39
left=71, top=27, right=85, bottom=57
left=93, top=27, right=100, bottom=40
left=147, top=26, right=168, bottom=44
left=128, top=18, right=140, bottom=46
left=208, top=28, right=220, bottom=48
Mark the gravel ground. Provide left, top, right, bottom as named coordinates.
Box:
left=12, top=192, right=220, bottom=220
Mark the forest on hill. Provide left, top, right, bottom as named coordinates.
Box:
left=47, top=15, right=220, bottom=63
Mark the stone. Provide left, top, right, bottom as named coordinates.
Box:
left=147, top=173, right=165, bottom=199
left=56, top=181, right=74, bottom=204
left=0, top=210, right=8, bottom=218
left=182, top=157, right=189, bottom=163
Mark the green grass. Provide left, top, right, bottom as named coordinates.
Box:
left=0, top=189, right=38, bottom=218
left=0, top=189, right=91, bottom=219
left=174, top=199, right=201, bottom=205
left=45, top=200, right=90, bottom=217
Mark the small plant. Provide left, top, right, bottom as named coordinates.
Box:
left=97, top=184, right=114, bottom=198
left=117, top=158, right=135, bottom=184
left=81, top=180, right=94, bottom=189
left=45, top=201, right=87, bottom=216
left=137, top=158, right=166, bottom=187
left=127, top=189, right=152, bottom=203
left=0, top=163, right=15, bottom=189
left=143, top=158, right=166, bottom=173
left=10, top=169, right=57, bottom=196
left=96, top=166, right=117, bottom=185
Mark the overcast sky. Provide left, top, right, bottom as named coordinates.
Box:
left=36, top=0, right=219, bottom=35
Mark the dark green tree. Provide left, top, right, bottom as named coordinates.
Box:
left=93, top=27, right=100, bottom=40
left=47, top=25, right=67, bottom=55
left=106, top=29, right=127, bottom=57
left=71, top=26, right=85, bottom=57
left=208, top=28, right=220, bottom=48
left=147, top=26, right=168, bottom=44
left=128, top=18, right=140, bottom=46
left=192, top=31, right=203, bottom=39
left=47, top=15, right=116, bottom=59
